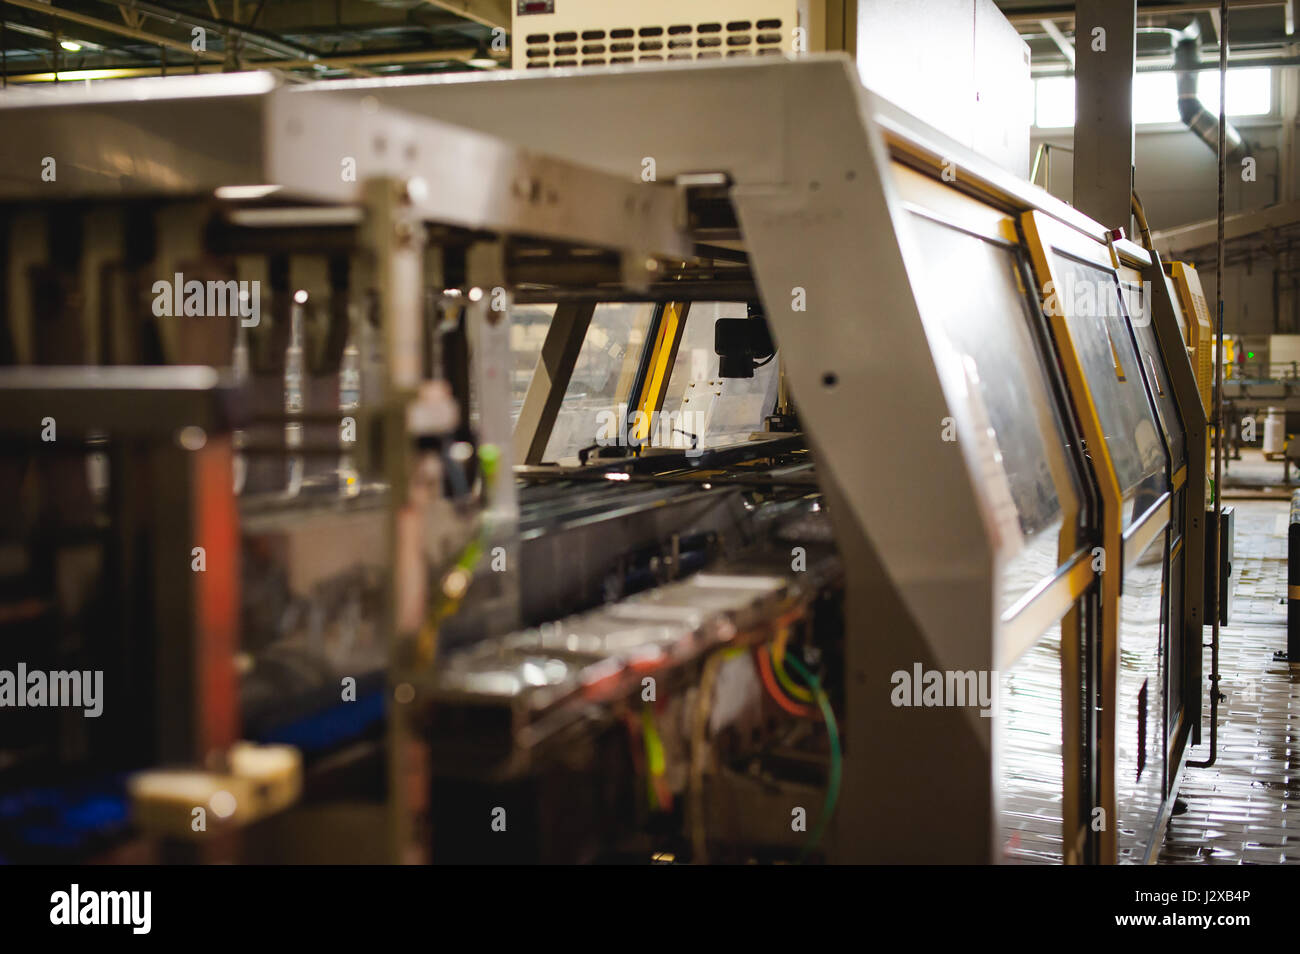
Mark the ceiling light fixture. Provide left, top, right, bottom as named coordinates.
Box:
left=467, top=45, right=498, bottom=69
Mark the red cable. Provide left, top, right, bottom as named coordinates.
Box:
left=756, top=647, right=816, bottom=719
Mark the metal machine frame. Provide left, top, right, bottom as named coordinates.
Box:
left=0, top=54, right=1211, bottom=865
left=308, top=55, right=1210, bottom=862
left=0, top=71, right=693, bottom=862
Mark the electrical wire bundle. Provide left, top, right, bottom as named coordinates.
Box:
left=755, top=627, right=842, bottom=860
left=690, top=626, right=843, bottom=863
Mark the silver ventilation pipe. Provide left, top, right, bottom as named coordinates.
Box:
left=1175, top=21, right=1251, bottom=164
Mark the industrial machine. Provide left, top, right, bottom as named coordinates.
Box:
left=0, top=54, right=1210, bottom=864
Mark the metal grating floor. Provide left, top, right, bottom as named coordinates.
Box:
left=1160, top=497, right=1300, bottom=864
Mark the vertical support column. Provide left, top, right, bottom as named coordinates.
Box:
left=513, top=301, right=596, bottom=465
left=1277, top=55, right=1298, bottom=333
left=1146, top=256, right=1208, bottom=768
left=466, top=242, right=521, bottom=640
left=1074, top=0, right=1137, bottom=233
left=362, top=177, right=430, bottom=865
left=630, top=301, right=690, bottom=445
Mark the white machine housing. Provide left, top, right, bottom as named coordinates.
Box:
left=511, top=0, right=802, bottom=70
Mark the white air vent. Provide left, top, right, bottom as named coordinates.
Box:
left=512, top=0, right=799, bottom=70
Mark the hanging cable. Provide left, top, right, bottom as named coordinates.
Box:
left=757, top=646, right=817, bottom=718
left=781, top=652, right=843, bottom=861
left=771, top=625, right=814, bottom=703
left=1192, top=0, right=1227, bottom=770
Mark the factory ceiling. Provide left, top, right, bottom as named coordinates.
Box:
left=2, top=2, right=1297, bottom=85
left=0, top=0, right=509, bottom=83
left=995, top=0, right=1300, bottom=75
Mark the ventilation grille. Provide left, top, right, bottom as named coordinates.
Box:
left=522, top=19, right=786, bottom=69
left=1192, top=290, right=1213, bottom=412
left=1198, top=334, right=1213, bottom=412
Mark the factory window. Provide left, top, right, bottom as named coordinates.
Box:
left=1033, top=76, right=1074, bottom=128
left=1132, top=72, right=1180, bottom=125
left=1033, top=67, right=1273, bottom=129
left=1198, top=66, right=1272, bottom=117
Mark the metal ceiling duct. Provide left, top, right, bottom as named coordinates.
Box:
left=1174, top=20, right=1251, bottom=164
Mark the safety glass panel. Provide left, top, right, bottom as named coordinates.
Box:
left=1049, top=256, right=1168, bottom=529
left=662, top=302, right=781, bottom=450
left=1121, top=279, right=1186, bottom=471
left=509, top=303, right=654, bottom=464
left=509, top=303, right=559, bottom=420
left=906, top=212, right=1084, bottom=613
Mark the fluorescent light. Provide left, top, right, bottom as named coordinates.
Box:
left=213, top=184, right=282, bottom=200
left=59, top=41, right=82, bottom=52
left=467, top=45, right=497, bottom=69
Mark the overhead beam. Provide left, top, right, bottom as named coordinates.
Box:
left=1008, top=1, right=1285, bottom=26
left=1040, top=17, right=1076, bottom=66
left=87, top=0, right=403, bottom=77
left=2, top=0, right=224, bottom=61
left=1, top=1, right=506, bottom=80
left=0, top=45, right=486, bottom=81
left=419, top=0, right=510, bottom=31
left=263, top=46, right=483, bottom=70
left=1152, top=198, right=1300, bottom=254
left=2, top=18, right=111, bottom=50
left=96, top=0, right=327, bottom=63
